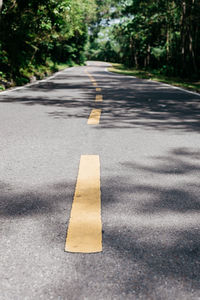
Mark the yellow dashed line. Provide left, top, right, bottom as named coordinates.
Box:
left=65, top=155, right=102, bottom=253
left=87, top=109, right=102, bottom=125
left=95, top=95, right=103, bottom=102
left=85, top=68, right=98, bottom=87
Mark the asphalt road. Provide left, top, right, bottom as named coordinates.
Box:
left=0, top=61, right=200, bottom=300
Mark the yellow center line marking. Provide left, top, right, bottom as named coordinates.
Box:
left=87, top=109, right=101, bottom=125
left=65, top=155, right=102, bottom=253
left=96, top=88, right=101, bottom=92
left=95, top=94, right=103, bottom=102
left=84, top=69, right=98, bottom=86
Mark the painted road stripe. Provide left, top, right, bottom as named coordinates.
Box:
left=85, top=69, right=98, bottom=85
left=96, top=88, right=101, bottom=92
left=95, top=94, right=103, bottom=102
left=88, top=74, right=94, bottom=81
left=65, top=155, right=102, bottom=253
left=87, top=109, right=101, bottom=125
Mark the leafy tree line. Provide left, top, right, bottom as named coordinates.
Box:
left=1, top=0, right=199, bottom=87
left=0, top=0, right=96, bottom=86
left=88, top=0, right=200, bottom=79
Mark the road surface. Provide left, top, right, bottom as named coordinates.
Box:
left=0, top=61, right=200, bottom=299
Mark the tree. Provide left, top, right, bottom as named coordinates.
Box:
left=88, top=0, right=200, bottom=78
left=0, top=0, right=96, bottom=84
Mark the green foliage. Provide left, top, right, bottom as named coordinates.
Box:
left=0, top=0, right=96, bottom=85
left=110, top=63, right=200, bottom=93
left=151, top=47, right=166, bottom=59
left=1, top=0, right=199, bottom=84
left=88, top=0, right=200, bottom=79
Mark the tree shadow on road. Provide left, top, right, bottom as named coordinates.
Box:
left=0, top=66, right=199, bottom=132
left=100, top=146, right=200, bottom=298
left=1, top=147, right=200, bottom=299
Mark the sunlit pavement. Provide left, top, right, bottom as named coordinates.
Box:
left=0, top=61, right=200, bottom=299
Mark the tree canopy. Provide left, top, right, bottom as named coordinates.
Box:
left=0, top=0, right=96, bottom=85
left=0, top=0, right=199, bottom=86
left=88, top=0, right=200, bottom=79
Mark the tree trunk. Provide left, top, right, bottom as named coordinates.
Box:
left=180, top=1, right=186, bottom=74
left=144, top=57, right=147, bottom=68
left=166, top=28, right=170, bottom=62
left=166, top=0, right=170, bottom=62
left=147, top=44, right=151, bottom=67
left=134, top=52, right=138, bottom=68
left=189, top=31, right=197, bottom=73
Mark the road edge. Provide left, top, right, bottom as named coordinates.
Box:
left=0, top=66, right=76, bottom=95
left=106, top=67, right=200, bottom=97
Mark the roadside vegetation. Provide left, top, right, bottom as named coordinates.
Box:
left=0, top=0, right=96, bottom=89
left=0, top=61, right=70, bottom=90
left=88, top=0, right=200, bottom=91
left=0, top=0, right=200, bottom=92
left=109, top=63, right=200, bottom=93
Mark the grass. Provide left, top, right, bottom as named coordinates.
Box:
left=109, top=63, right=200, bottom=94
left=0, top=61, right=71, bottom=90
left=47, top=61, right=70, bottom=72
